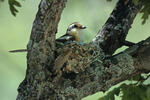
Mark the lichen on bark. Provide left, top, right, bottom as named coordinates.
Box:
left=16, top=0, right=150, bottom=100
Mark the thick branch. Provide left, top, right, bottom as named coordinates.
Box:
left=27, top=0, right=66, bottom=63
left=17, top=0, right=66, bottom=99
left=92, top=0, right=142, bottom=55
left=52, top=37, right=150, bottom=99
left=17, top=37, right=150, bottom=100
left=16, top=0, right=150, bottom=100
left=125, top=37, right=150, bottom=71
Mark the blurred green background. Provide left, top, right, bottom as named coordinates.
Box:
left=0, top=0, right=150, bottom=100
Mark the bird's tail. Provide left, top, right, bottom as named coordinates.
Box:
left=9, top=49, right=27, bottom=53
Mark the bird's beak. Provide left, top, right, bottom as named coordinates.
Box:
left=81, top=25, right=86, bottom=29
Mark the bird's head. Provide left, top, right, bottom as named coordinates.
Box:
left=66, top=22, right=86, bottom=42
left=66, top=22, right=86, bottom=34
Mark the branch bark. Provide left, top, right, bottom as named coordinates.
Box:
left=16, top=0, right=150, bottom=100
left=17, top=0, right=67, bottom=99
left=92, top=0, right=142, bottom=55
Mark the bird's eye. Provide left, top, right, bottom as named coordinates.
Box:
left=74, top=25, right=78, bottom=28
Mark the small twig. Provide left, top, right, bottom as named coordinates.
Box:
left=9, top=49, right=27, bottom=53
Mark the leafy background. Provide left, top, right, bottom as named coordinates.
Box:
left=0, top=0, right=150, bottom=100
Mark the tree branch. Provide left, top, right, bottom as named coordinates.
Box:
left=17, top=0, right=67, bottom=99
left=125, top=37, right=150, bottom=71
left=16, top=0, right=150, bottom=100
left=92, top=0, right=142, bottom=55
left=27, top=0, right=66, bottom=63
left=47, top=36, right=150, bottom=99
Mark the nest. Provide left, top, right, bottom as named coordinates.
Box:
left=54, top=42, right=103, bottom=73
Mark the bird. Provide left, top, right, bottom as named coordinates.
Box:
left=56, top=22, right=86, bottom=43
left=9, top=22, right=86, bottom=53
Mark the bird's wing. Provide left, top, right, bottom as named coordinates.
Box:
left=56, top=34, right=75, bottom=43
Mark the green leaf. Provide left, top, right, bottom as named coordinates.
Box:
left=132, top=0, right=139, bottom=5
left=121, top=84, right=150, bottom=100
left=106, top=0, right=112, bottom=2
left=99, top=86, right=121, bottom=100
left=0, top=0, right=4, bottom=2
left=8, top=0, right=21, bottom=16
left=146, top=87, right=150, bottom=99
left=14, top=0, right=21, bottom=7
left=140, top=0, right=150, bottom=24
left=99, top=83, right=150, bottom=100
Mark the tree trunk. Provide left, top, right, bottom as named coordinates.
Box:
left=17, top=0, right=150, bottom=100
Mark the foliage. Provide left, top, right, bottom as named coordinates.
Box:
left=140, top=0, right=150, bottom=24
left=0, top=0, right=21, bottom=16
left=99, top=84, right=150, bottom=100
left=8, top=0, right=21, bottom=16
left=1, top=0, right=150, bottom=23
left=106, top=0, right=112, bottom=2
left=99, top=74, right=150, bottom=100
left=99, top=87, right=120, bottom=100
